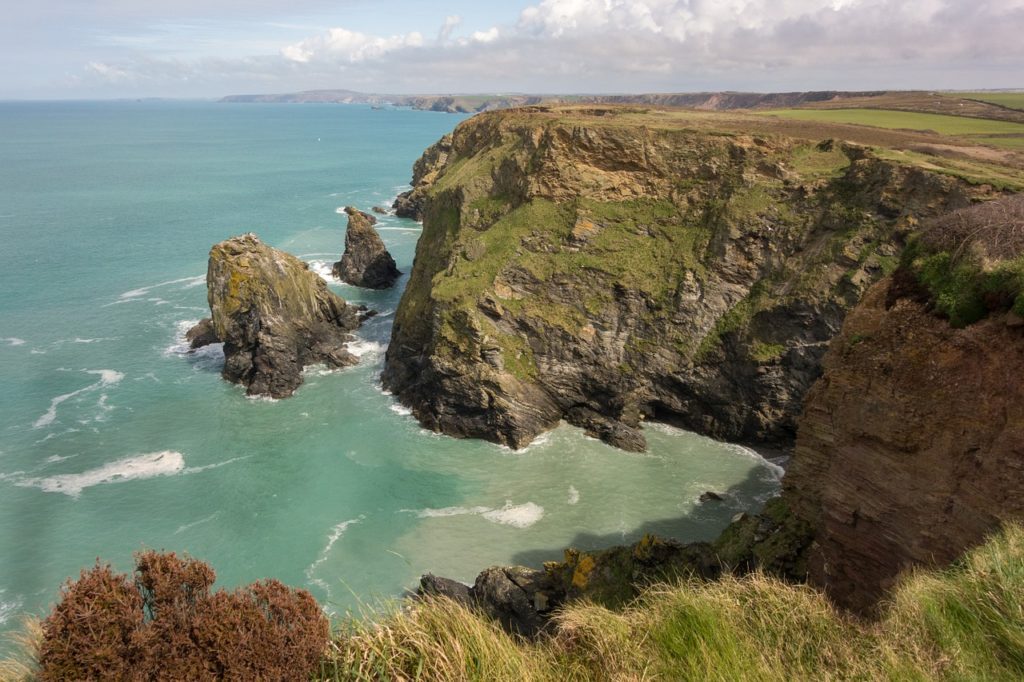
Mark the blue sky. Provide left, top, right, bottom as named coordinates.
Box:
left=2, top=0, right=1023, bottom=99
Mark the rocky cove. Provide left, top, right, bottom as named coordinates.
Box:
left=176, top=104, right=1023, bottom=625
left=375, top=105, right=1024, bottom=623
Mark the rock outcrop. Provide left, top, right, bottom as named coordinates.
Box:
left=189, top=233, right=366, bottom=398
left=784, top=197, right=1024, bottom=612
left=332, top=207, right=401, bottom=289
left=383, top=106, right=993, bottom=450
left=391, top=134, right=452, bottom=221
left=419, top=534, right=725, bottom=637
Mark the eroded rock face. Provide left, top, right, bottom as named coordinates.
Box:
left=391, top=134, right=452, bottom=221
left=785, top=276, right=1024, bottom=613
left=190, top=233, right=365, bottom=398
left=383, top=107, right=989, bottom=450
left=332, top=207, right=401, bottom=289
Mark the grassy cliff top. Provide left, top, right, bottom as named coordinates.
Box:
left=316, top=524, right=1024, bottom=681
left=453, top=103, right=1024, bottom=191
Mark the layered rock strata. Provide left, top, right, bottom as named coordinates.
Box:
left=785, top=199, right=1024, bottom=612
left=383, top=106, right=988, bottom=450
left=188, top=233, right=366, bottom=398
left=332, top=207, right=401, bottom=289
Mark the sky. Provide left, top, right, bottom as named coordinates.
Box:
left=1, top=0, right=1022, bottom=99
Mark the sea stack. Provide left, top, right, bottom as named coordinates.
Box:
left=188, top=233, right=366, bottom=398
left=332, top=206, right=401, bottom=289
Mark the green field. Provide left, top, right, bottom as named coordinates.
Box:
left=956, top=92, right=1024, bottom=111
left=763, top=108, right=1024, bottom=149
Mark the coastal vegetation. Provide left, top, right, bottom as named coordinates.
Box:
left=5, top=525, right=1022, bottom=681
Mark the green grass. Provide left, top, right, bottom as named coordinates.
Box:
left=763, top=108, right=1024, bottom=148
left=956, top=92, right=1024, bottom=111
left=6, top=525, right=1023, bottom=681
left=306, top=524, right=1024, bottom=681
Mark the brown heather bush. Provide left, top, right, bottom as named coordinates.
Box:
left=37, top=551, right=329, bottom=681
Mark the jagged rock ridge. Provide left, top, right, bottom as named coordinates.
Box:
left=188, top=233, right=367, bottom=398
left=332, top=207, right=401, bottom=289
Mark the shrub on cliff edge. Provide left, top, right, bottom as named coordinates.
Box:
left=36, top=551, right=329, bottom=681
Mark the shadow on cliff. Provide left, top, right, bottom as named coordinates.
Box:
left=510, top=462, right=780, bottom=568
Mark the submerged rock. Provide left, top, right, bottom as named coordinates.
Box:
left=332, top=207, right=401, bottom=289
left=189, top=233, right=366, bottom=398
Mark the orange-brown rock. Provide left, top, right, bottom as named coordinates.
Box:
left=786, top=276, right=1024, bottom=612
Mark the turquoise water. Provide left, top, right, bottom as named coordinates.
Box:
left=0, top=101, right=781, bottom=636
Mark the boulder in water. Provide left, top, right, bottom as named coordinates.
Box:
left=188, top=233, right=367, bottom=398
left=332, top=206, right=401, bottom=289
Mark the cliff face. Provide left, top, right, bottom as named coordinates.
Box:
left=383, top=107, right=985, bottom=450
left=785, top=199, right=1024, bottom=612
left=198, top=234, right=366, bottom=398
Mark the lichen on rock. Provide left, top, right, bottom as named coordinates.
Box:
left=189, top=233, right=367, bottom=398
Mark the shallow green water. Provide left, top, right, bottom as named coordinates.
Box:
left=0, top=101, right=781, bottom=635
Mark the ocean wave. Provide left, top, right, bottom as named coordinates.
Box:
left=0, top=589, right=22, bottom=626
left=389, top=403, right=413, bottom=416
left=19, top=450, right=185, bottom=497
left=308, top=260, right=337, bottom=282
left=33, top=369, right=124, bottom=429
left=305, top=516, right=365, bottom=595
left=72, top=337, right=119, bottom=344
left=119, top=275, right=204, bottom=300
left=402, top=500, right=545, bottom=529
left=175, top=511, right=222, bottom=535
left=481, top=502, right=545, bottom=528
left=164, top=320, right=225, bottom=369
left=496, top=430, right=553, bottom=454
left=568, top=486, right=580, bottom=505
left=347, top=338, right=386, bottom=361
left=2, top=337, right=25, bottom=347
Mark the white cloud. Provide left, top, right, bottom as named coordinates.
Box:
left=438, top=15, right=462, bottom=44
left=470, top=27, right=500, bottom=43
left=74, top=1, right=1024, bottom=96
left=282, top=27, right=423, bottom=64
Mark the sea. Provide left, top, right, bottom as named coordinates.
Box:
left=0, top=101, right=782, bottom=640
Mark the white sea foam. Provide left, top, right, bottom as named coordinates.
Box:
left=175, top=511, right=222, bottom=535
left=568, top=486, right=580, bottom=505
left=308, top=260, right=337, bottom=282
left=20, top=450, right=185, bottom=497
left=404, top=501, right=545, bottom=528
left=305, top=517, right=364, bottom=595
left=0, top=589, right=22, bottom=626
left=184, top=455, right=250, bottom=474
left=481, top=501, right=545, bottom=528
left=73, top=337, right=118, bottom=344
left=119, top=275, right=204, bottom=300
left=2, top=337, right=25, bottom=347
left=389, top=403, right=413, bottom=416
left=409, top=505, right=491, bottom=519
left=347, top=338, right=385, bottom=360
left=33, top=369, right=124, bottom=429
left=497, top=430, right=552, bottom=454
left=164, top=319, right=225, bottom=369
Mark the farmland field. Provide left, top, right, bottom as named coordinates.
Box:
left=762, top=108, right=1024, bottom=149
left=956, top=92, right=1024, bottom=111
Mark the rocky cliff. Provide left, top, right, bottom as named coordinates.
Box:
left=784, top=196, right=1024, bottom=612
left=189, top=234, right=367, bottom=398
left=332, top=207, right=401, bottom=289
left=382, top=106, right=993, bottom=451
